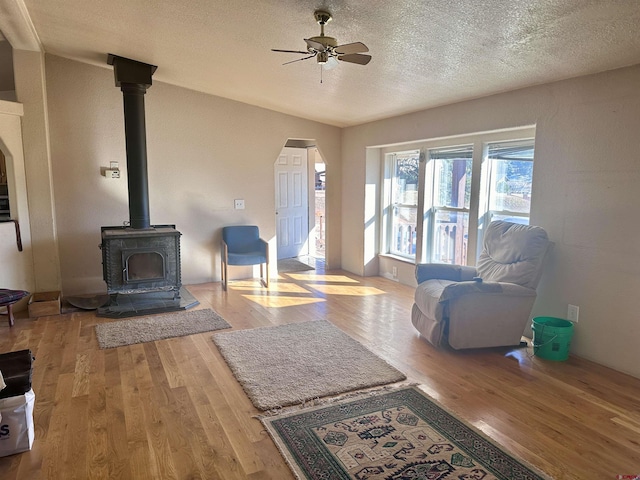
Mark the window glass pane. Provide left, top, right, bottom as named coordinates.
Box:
left=432, top=210, right=468, bottom=265
left=488, top=141, right=534, bottom=214
left=391, top=206, right=417, bottom=257
left=392, top=151, right=419, bottom=206
left=429, top=146, right=472, bottom=209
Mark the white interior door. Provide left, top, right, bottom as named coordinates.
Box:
left=275, top=147, right=308, bottom=260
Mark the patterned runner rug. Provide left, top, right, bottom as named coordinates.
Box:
left=261, top=386, right=550, bottom=480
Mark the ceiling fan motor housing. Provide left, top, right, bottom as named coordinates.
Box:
left=308, top=35, right=337, bottom=50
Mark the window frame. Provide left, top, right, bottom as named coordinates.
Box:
left=380, top=127, right=536, bottom=266
left=483, top=139, right=535, bottom=225
left=384, top=149, right=420, bottom=260
left=425, top=144, right=474, bottom=265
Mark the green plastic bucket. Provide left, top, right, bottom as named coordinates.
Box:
left=531, top=316, right=574, bottom=361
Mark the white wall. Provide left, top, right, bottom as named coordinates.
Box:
left=44, top=55, right=341, bottom=295
left=342, top=64, right=640, bottom=379
left=14, top=49, right=61, bottom=293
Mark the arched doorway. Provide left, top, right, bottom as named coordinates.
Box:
left=273, top=140, right=327, bottom=271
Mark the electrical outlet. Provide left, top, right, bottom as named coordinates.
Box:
left=392, top=266, right=398, bottom=278
left=568, top=304, right=579, bottom=323
left=234, top=199, right=245, bottom=210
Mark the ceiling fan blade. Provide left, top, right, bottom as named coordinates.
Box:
left=304, top=38, right=325, bottom=52
left=335, top=42, right=369, bottom=55
left=282, top=54, right=316, bottom=65
left=338, top=53, right=372, bottom=65
left=272, top=48, right=311, bottom=54
left=323, top=56, right=340, bottom=70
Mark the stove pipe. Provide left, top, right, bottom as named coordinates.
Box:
left=107, top=54, right=158, bottom=229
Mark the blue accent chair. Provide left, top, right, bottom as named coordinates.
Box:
left=221, top=226, right=269, bottom=291
left=0, top=289, right=30, bottom=327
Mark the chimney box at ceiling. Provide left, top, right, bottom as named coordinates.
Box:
left=107, top=54, right=157, bottom=88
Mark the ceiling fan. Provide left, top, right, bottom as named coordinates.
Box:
left=272, top=10, right=371, bottom=70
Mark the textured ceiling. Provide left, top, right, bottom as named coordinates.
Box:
left=10, top=0, right=640, bottom=126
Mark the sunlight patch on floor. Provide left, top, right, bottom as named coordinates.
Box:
left=243, top=295, right=326, bottom=308
left=229, top=282, right=311, bottom=293
left=307, top=285, right=386, bottom=296
left=504, top=348, right=531, bottom=366
left=286, top=274, right=359, bottom=283
left=229, top=271, right=383, bottom=307
left=227, top=280, right=267, bottom=289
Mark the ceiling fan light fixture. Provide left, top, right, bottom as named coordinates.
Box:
left=324, top=56, right=340, bottom=70
left=271, top=9, right=371, bottom=77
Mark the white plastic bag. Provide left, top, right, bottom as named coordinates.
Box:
left=0, top=389, right=35, bottom=457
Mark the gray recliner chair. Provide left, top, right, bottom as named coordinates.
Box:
left=411, top=220, right=550, bottom=349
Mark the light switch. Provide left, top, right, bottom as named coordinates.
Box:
left=234, top=199, right=245, bottom=210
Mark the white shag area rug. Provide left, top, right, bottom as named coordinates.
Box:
left=96, top=308, right=231, bottom=349
left=212, top=320, right=406, bottom=410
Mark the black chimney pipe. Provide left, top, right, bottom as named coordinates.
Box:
left=107, top=54, right=158, bottom=229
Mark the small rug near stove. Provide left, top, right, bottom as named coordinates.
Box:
left=96, top=308, right=231, bottom=349
left=261, top=386, right=550, bottom=480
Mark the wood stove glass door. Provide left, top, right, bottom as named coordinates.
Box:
left=123, top=249, right=166, bottom=283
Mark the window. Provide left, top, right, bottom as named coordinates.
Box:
left=382, top=128, right=535, bottom=266
left=427, top=146, right=472, bottom=265
left=485, top=140, right=534, bottom=225
left=387, top=150, right=419, bottom=259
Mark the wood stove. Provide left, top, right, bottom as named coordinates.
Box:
left=97, top=55, right=197, bottom=317
left=101, top=225, right=181, bottom=295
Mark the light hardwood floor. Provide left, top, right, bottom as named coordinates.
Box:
left=1, top=267, right=639, bottom=479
